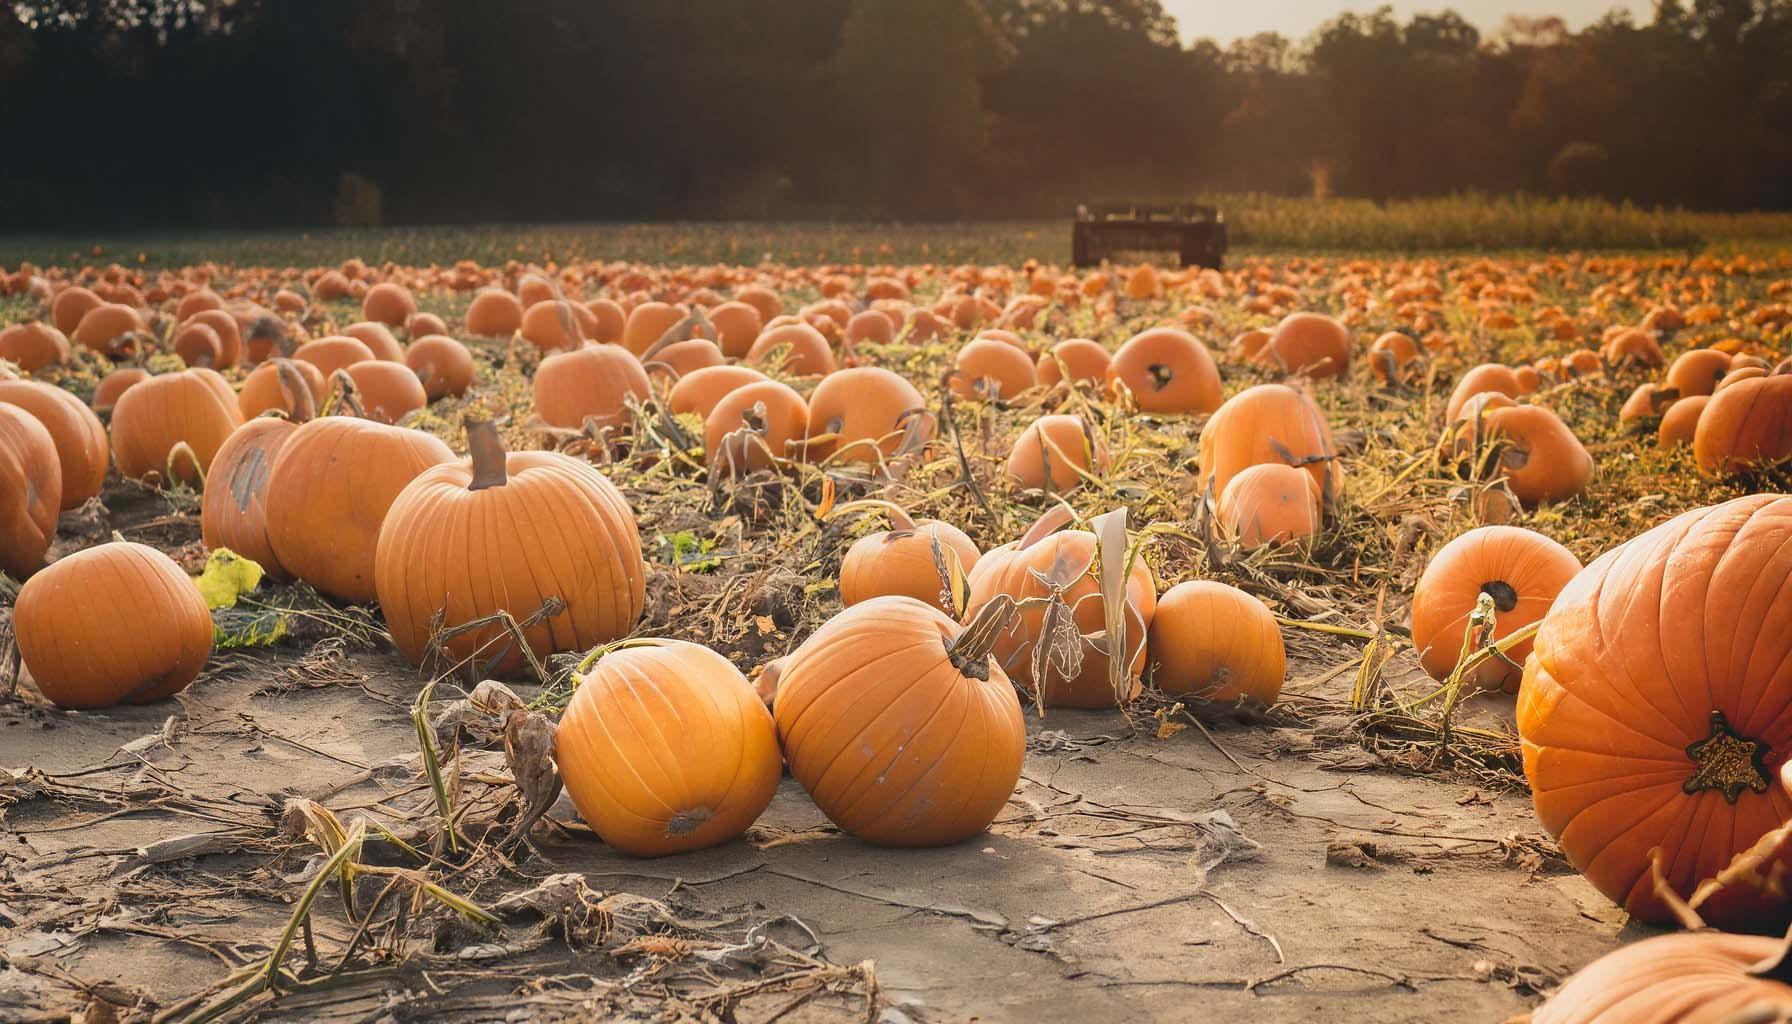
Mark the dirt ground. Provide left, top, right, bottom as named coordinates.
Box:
left=0, top=488, right=1643, bottom=1024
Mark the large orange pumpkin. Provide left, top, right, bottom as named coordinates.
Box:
left=1657, top=393, right=1709, bottom=449
left=1105, top=327, right=1222, bottom=414
left=1035, top=338, right=1110, bottom=390
left=1196, top=383, right=1337, bottom=503
left=110, top=367, right=243, bottom=487
left=704, top=380, right=808, bottom=472
left=1519, top=494, right=1792, bottom=930
left=0, top=380, right=108, bottom=509
left=804, top=367, right=930, bottom=464
left=1411, top=526, right=1580, bottom=694
left=182, top=309, right=244, bottom=369
left=1007, top=413, right=1109, bottom=492
left=0, top=405, right=60, bottom=579
left=1148, top=581, right=1285, bottom=707
left=361, top=282, right=416, bottom=327
left=773, top=595, right=1025, bottom=846
left=13, top=542, right=213, bottom=709
left=342, top=321, right=405, bottom=363
left=293, top=335, right=377, bottom=378
left=202, top=363, right=314, bottom=576
left=621, top=301, right=686, bottom=356
left=532, top=344, right=651, bottom=434
left=92, top=367, right=150, bottom=415
left=1665, top=348, right=1731, bottom=397
left=1367, top=331, right=1421, bottom=385
left=239, top=358, right=326, bottom=420
left=71, top=302, right=146, bottom=357
left=1444, top=364, right=1523, bottom=421
left=556, top=639, right=779, bottom=856
left=49, top=285, right=102, bottom=335
left=1692, top=372, right=1792, bottom=476
left=264, top=416, right=454, bottom=603
left=1518, top=931, right=1792, bottom=1024
left=465, top=288, right=524, bottom=337
left=707, top=301, right=764, bottom=358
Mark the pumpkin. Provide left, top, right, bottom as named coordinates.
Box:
left=1035, top=338, right=1110, bottom=390
left=1445, top=364, right=1523, bottom=421
left=950, top=337, right=1036, bottom=402
left=1657, top=393, right=1709, bottom=449
left=773, top=595, right=1025, bottom=846
left=1266, top=311, right=1350, bottom=377
left=92, top=367, right=150, bottom=415
left=239, top=358, right=326, bottom=420
left=172, top=322, right=222, bottom=368
left=71, top=302, right=147, bottom=357
left=1105, top=327, right=1222, bottom=414
left=342, top=322, right=405, bottom=363
left=375, top=420, right=645, bottom=673
left=836, top=501, right=980, bottom=613
left=1601, top=327, right=1665, bottom=369
left=201, top=363, right=313, bottom=577
left=1123, top=263, right=1162, bottom=299
left=1618, top=383, right=1678, bottom=430
left=519, top=300, right=596, bottom=351
left=642, top=338, right=724, bottom=379
left=554, top=639, right=777, bottom=856
left=965, top=520, right=1155, bottom=708
left=110, top=367, right=243, bottom=487
left=1411, top=526, right=1580, bottom=694
left=704, top=380, right=808, bottom=473
left=532, top=344, right=651, bottom=434
left=264, top=416, right=454, bottom=603
left=293, top=335, right=377, bottom=378
left=1228, top=328, right=1272, bottom=363
left=1007, top=413, right=1109, bottom=492
left=361, top=282, right=416, bottom=326
left=516, top=273, right=558, bottom=308
left=747, top=322, right=836, bottom=377
left=734, top=285, right=782, bottom=323
left=339, top=360, right=427, bottom=425
left=403, top=335, right=475, bottom=399
left=1216, top=462, right=1322, bottom=548
left=1484, top=405, right=1593, bottom=507
left=465, top=288, right=524, bottom=337
left=1519, top=494, right=1792, bottom=930
left=1513, top=364, right=1543, bottom=395
left=405, top=312, right=447, bottom=339
left=846, top=309, right=895, bottom=346
left=1196, top=383, right=1337, bottom=503
left=13, top=542, right=212, bottom=709
left=1666, top=348, right=1731, bottom=397
left=804, top=367, right=930, bottom=464
left=50, top=285, right=101, bottom=335
left=1368, top=331, right=1421, bottom=385
left=621, top=301, right=686, bottom=356
left=241, top=315, right=289, bottom=365
left=1564, top=348, right=1603, bottom=378
left=583, top=298, right=626, bottom=343
left=666, top=365, right=766, bottom=420
left=1692, top=371, right=1792, bottom=476
left=707, top=301, right=764, bottom=358
left=0, top=405, right=60, bottom=579
left=1516, top=931, right=1792, bottom=1024
left=174, top=288, right=223, bottom=320
left=182, top=309, right=244, bottom=368
left=1148, top=581, right=1285, bottom=707
left=1717, top=365, right=1769, bottom=392
left=0, top=380, right=109, bottom=508
left=0, top=321, right=71, bottom=373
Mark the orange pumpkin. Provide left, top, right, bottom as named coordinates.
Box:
left=71, top=302, right=147, bottom=357
left=92, top=367, right=150, bottom=415
left=1105, top=327, right=1222, bottom=414
left=50, top=285, right=102, bottom=335
left=773, top=595, right=1025, bottom=846
left=1716, top=365, right=1769, bottom=392
left=1367, top=331, right=1422, bottom=385
left=405, top=312, right=447, bottom=339
left=666, top=365, right=766, bottom=420
left=1266, top=311, right=1350, bottom=377
left=519, top=299, right=596, bottom=351
left=950, top=337, right=1036, bottom=402
left=707, top=301, right=764, bottom=358
left=1693, top=371, right=1792, bottom=475
left=556, top=639, right=779, bottom=856
left=746, top=322, right=836, bottom=376
left=13, top=542, right=212, bottom=708
left=339, top=361, right=427, bottom=425
left=1666, top=348, right=1731, bottom=397
left=846, top=308, right=895, bottom=346
left=734, top=285, right=782, bottom=323
left=1519, top=931, right=1792, bottom=1024
left=1007, top=413, right=1109, bottom=492
left=1657, top=393, right=1709, bottom=449
left=1148, top=581, right=1285, bottom=707
left=375, top=420, right=645, bottom=674
left=621, top=301, right=686, bottom=356
left=1410, top=526, right=1580, bottom=694
left=642, top=338, right=724, bottom=379
left=1618, top=383, right=1678, bottom=430
left=342, top=321, right=405, bottom=363
left=804, top=367, right=929, bottom=464
left=0, top=405, right=60, bottom=578
left=1600, top=327, right=1665, bottom=369
left=239, top=358, right=326, bottom=420
left=201, top=363, right=314, bottom=576
left=404, top=335, right=475, bottom=400
left=0, top=380, right=109, bottom=509
left=1228, top=328, right=1271, bottom=363
left=837, top=502, right=980, bottom=612
left=1444, top=363, right=1523, bottom=421
left=465, top=288, right=524, bottom=337
left=583, top=298, right=626, bottom=343
left=1035, top=338, right=1110, bottom=390
left=293, top=335, right=377, bottom=378
left=171, top=322, right=222, bottom=368
left=182, top=309, right=244, bottom=368
left=704, top=380, right=808, bottom=472
left=0, top=321, right=71, bottom=373
left=361, top=282, right=416, bottom=326
left=1484, top=405, right=1593, bottom=506
left=532, top=344, right=651, bottom=434
left=110, top=367, right=243, bottom=487
left=1519, top=494, right=1792, bottom=930
left=1196, top=383, right=1337, bottom=502
left=1215, top=462, right=1322, bottom=547
left=264, top=416, right=454, bottom=603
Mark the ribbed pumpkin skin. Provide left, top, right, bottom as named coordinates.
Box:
left=1411, top=526, right=1580, bottom=694
left=774, top=596, right=1025, bottom=846
left=201, top=418, right=301, bottom=576
left=965, top=530, right=1154, bottom=708
left=1148, top=581, right=1285, bottom=705
left=109, top=368, right=243, bottom=487
left=0, top=380, right=108, bottom=508
left=1197, top=384, right=1337, bottom=503
left=533, top=344, right=651, bottom=432
left=556, top=641, right=779, bottom=856
left=1693, top=373, right=1792, bottom=476
left=0, top=406, right=61, bottom=579
left=14, top=542, right=212, bottom=709
left=264, top=418, right=454, bottom=603
left=1521, top=931, right=1791, bottom=1024
left=374, top=450, right=645, bottom=673
left=840, top=520, right=980, bottom=612
left=1518, top=495, right=1792, bottom=929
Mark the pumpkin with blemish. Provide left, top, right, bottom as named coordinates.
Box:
left=838, top=504, right=980, bottom=613
left=950, top=336, right=1036, bottom=402
left=804, top=367, right=928, bottom=464
left=1411, top=526, right=1580, bottom=694
left=1105, top=327, right=1222, bottom=414
left=1196, top=383, right=1337, bottom=503
left=202, top=362, right=314, bottom=575
left=1483, top=405, right=1592, bottom=507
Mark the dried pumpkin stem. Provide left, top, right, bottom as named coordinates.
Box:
left=949, top=595, right=1019, bottom=680
left=273, top=358, right=316, bottom=422
left=829, top=498, right=918, bottom=532
left=465, top=418, right=508, bottom=491
left=1018, top=503, right=1078, bottom=550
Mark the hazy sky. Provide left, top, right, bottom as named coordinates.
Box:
left=1163, top=0, right=1655, bottom=44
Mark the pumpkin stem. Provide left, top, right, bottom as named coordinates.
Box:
left=1479, top=580, right=1518, bottom=613
left=466, top=418, right=508, bottom=491
left=1017, top=503, right=1077, bottom=550
left=948, top=595, right=1018, bottom=681
left=1147, top=364, right=1173, bottom=389
left=1683, top=710, right=1770, bottom=804
left=273, top=359, right=315, bottom=422
left=829, top=498, right=917, bottom=532
left=326, top=369, right=366, bottom=419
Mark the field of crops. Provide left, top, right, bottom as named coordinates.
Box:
left=2, top=231, right=1791, bottom=1023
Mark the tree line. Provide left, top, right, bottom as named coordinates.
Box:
left=2, top=0, right=1789, bottom=230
